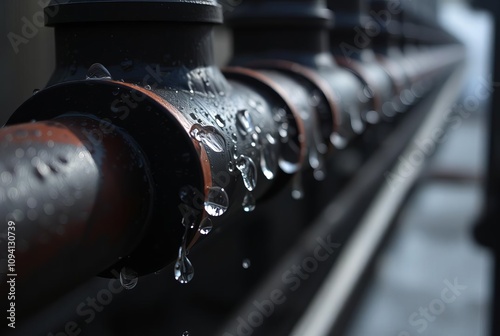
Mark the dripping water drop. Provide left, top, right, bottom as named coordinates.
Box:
left=190, top=124, right=225, bottom=153
left=242, top=259, right=251, bottom=269
left=236, top=155, right=257, bottom=191
left=199, top=217, right=213, bottom=235
left=119, top=267, right=138, bottom=290
left=86, top=63, right=112, bottom=80
left=204, top=187, right=229, bottom=217
left=174, top=246, right=194, bottom=284
left=242, top=192, right=256, bottom=212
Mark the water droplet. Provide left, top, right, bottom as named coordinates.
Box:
left=231, top=133, right=238, bottom=143
left=236, top=109, right=254, bottom=136
left=86, top=63, right=112, bottom=80
left=242, top=192, right=256, bottom=212
left=204, top=187, right=229, bottom=217
left=291, top=174, right=304, bottom=200
left=232, top=146, right=238, bottom=159
left=309, top=148, right=320, bottom=170
left=144, top=84, right=152, bottom=90
left=260, top=137, right=277, bottom=180
left=330, top=133, right=348, bottom=149
left=313, top=168, right=326, bottom=181
left=274, top=108, right=289, bottom=141
left=251, top=132, right=259, bottom=147
left=190, top=124, right=225, bottom=153
left=174, top=246, right=194, bottom=284
left=119, top=267, right=138, bottom=289
left=181, top=215, right=195, bottom=229
left=366, top=110, right=380, bottom=124
left=236, top=155, right=257, bottom=191
left=199, top=217, right=213, bottom=235
left=182, top=331, right=190, bottom=336
left=242, top=259, right=251, bottom=269
left=215, top=114, right=225, bottom=128
left=32, top=89, right=40, bottom=95
left=266, top=134, right=276, bottom=145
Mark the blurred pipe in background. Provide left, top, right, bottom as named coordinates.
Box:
left=0, top=1, right=55, bottom=125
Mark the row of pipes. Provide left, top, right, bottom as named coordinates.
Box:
left=0, top=0, right=464, bottom=318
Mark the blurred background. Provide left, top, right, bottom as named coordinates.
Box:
left=0, top=0, right=496, bottom=335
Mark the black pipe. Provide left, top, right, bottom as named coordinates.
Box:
left=0, top=0, right=466, bottom=325
left=228, top=0, right=371, bottom=147
left=0, top=116, right=152, bottom=318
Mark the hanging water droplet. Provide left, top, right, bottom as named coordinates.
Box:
left=190, top=124, right=225, bottom=153
left=32, top=89, right=40, bottom=95
left=291, top=174, right=304, bottom=200
left=313, top=168, right=326, bottom=181
left=309, top=147, right=320, bottom=170
left=182, top=215, right=195, bottom=229
left=204, top=187, right=229, bottom=217
left=236, top=109, right=254, bottom=136
left=232, top=146, right=238, bottom=160
left=182, top=331, right=190, bottom=336
left=242, top=192, right=256, bottom=212
left=278, top=123, right=289, bottom=140
left=366, top=110, right=380, bottom=124
left=215, top=114, right=225, bottom=127
left=236, top=155, right=257, bottom=191
left=242, top=259, right=251, bottom=269
left=119, top=267, right=138, bottom=290
left=86, top=63, right=112, bottom=80
left=174, top=246, right=194, bottom=284
left=199, top=217, right=213, bottom=235
left=330, top=132, right=348, bottom=149
left=260, top=136, right=278, bottom=180
left=266, top=134, right=276, bottom=145
left=228, top=161, right=235, bottom=173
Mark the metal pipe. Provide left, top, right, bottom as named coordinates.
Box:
left=0, top=0, right=466, bottom=323
left=0, top=116, right=152, bottom=317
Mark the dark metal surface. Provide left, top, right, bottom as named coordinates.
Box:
left=0, top=0, right=467, bottom=333
left=0, top=117, right=152, bottom=317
